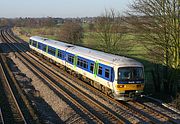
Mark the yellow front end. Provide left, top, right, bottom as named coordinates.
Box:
left=116, top=84, right=144, bottom=91
left=114, top=84, right=144, bottom=100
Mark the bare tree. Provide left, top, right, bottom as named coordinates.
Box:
left=95, top=9, right=131, bottom=54
left=60, top=21, right=84, bottom=44
left=126, top=0, right=180, bottom=93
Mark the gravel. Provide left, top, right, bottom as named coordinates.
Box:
left=8, top=52, right=86, bottom=123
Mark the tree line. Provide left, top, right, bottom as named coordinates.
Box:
left=126, top=0, right=180, bottom=95
left=0, top=17, right=58, bottom=27
left=0, top=0, right=179, bottom=96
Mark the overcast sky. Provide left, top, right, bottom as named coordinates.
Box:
left=0, top=0, right=133, bottom=18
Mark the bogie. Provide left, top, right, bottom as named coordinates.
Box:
left=29, top=36, right=145, bottom=100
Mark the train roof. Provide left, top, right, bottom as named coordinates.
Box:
left=67, top=46, right=143, bottom=67
left=30, top=36, right=143, bottom=67
left=30, top=36, right=75, bottom=50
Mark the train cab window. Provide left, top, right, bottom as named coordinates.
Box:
left=105, top=69, right=110, bottom=78
left=90, top=63, right=94, bottom=72
left=98, top=66, right=102, bottom=75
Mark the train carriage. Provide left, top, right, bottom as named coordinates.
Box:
left=29, top=36, right=145, bottom=100
left=29, top=36, right=73, bottom=66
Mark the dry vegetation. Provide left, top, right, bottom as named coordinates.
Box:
left=11, top=0, right=180, bottom=110
left=13, top=27, right=61, bottom=41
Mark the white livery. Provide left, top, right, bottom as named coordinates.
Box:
left=29, top=36, right=145, bottom=100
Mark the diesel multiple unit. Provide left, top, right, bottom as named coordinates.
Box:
left=29, top=36, right=144, bottom=100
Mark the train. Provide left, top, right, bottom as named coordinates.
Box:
left=29, top=36, right=145, bottom=100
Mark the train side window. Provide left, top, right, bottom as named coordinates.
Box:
left=77, top=58, right=80, bottom=65
left=42, top=44, right=46, bottom=51
left=80, top=60, right=83, bottom=67
left=68, top=55, right=74, bottom=63
left=29, top=39, right=32, bottom=45
left=48, top=47, right=55, bottom=56
left=68, top=55, right=71, bottom=62
left=57, top=50, right=62, bottom=58
left=98, top=66, right=102, bottom=75
left=32, top=40, right=37, bottom=47
left=83, top=60, right=88, bottom=68
left=105, top=69, right=110, bottom=78
left=71, top=56, right=74, bottom=63
left=90, top=63, right=94, bottom=72
left=83, top=61, right=86, bottom=68
left=38, top=42, right=41, bottom=49
left=62, top=53, right=65, bottom=59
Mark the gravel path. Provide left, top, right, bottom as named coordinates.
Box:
left=8, top=52, right=86, bottom=123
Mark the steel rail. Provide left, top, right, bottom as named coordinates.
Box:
left=0, top=63, right=27, bottom=124
left=0, top=108, right=4, bottom=124
left=2, top=29, right=105, bottom=124
left=4, top=28, right=180, bottom=124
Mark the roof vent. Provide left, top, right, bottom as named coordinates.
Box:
left=66, top=45, right=74, bottom=48
left=113, top=58, right=117, bottom=62
left=43, top=38, right=48, bottom=41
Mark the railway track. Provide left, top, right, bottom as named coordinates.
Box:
left=25, top=48, right=154, bottom=123
left=7, top=29, right=180, bottom=123
left=0, top=30, right=41, bottom=124
left=0, top=108, right=4, bottom=124
left=133, top=99, right=180, bottom=124
left=5, top=29, right=151, bottom=123
left=126, top=101, right=175, bottom=123
left=0, top=56, right=27, bottom=124
left=6, top=29, right=157, bottom=124
left=1, top=28, right=180, bottom=124
left=2, top=29, right=127, bottom=123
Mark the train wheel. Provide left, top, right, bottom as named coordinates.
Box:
left=72, top=72, right=77, bottom=77
left=107, top=89, right=113, bottom=97
left=101, top=85, right=106, bottom=94
left=77, top=74, right=81, bottom=80
left=90, top=80, right=94, bottom=86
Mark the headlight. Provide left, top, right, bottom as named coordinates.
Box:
left=117, top=85, right=126, bottom=88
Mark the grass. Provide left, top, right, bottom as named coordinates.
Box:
left=83, top=32, right=99, bottom=48
left=13, top=27, right=61, bottom=42
left=13, top=26, right=153, bottom=88
left=13, top=25, right=180, bottom=110
left=13, top=26, right=150, bottom=61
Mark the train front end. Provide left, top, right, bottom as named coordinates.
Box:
left=114, top=66, right=144, bottom=100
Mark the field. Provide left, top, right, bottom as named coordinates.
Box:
left=13, top=26, right=155, bottom=92
left=13, top=27, right=60, bottom=41
left=13, top=27, right=147, bottom=58
left=12, top=25, right=180, bottom=110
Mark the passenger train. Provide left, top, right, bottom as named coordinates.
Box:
left=29, top=36, right=144, bottom=100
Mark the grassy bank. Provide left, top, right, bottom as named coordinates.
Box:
left=13, top=26, right=180, bottom=110
left=13, top=27, right=60, bottom=41
left=12, top=26, right=153, bottom=89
